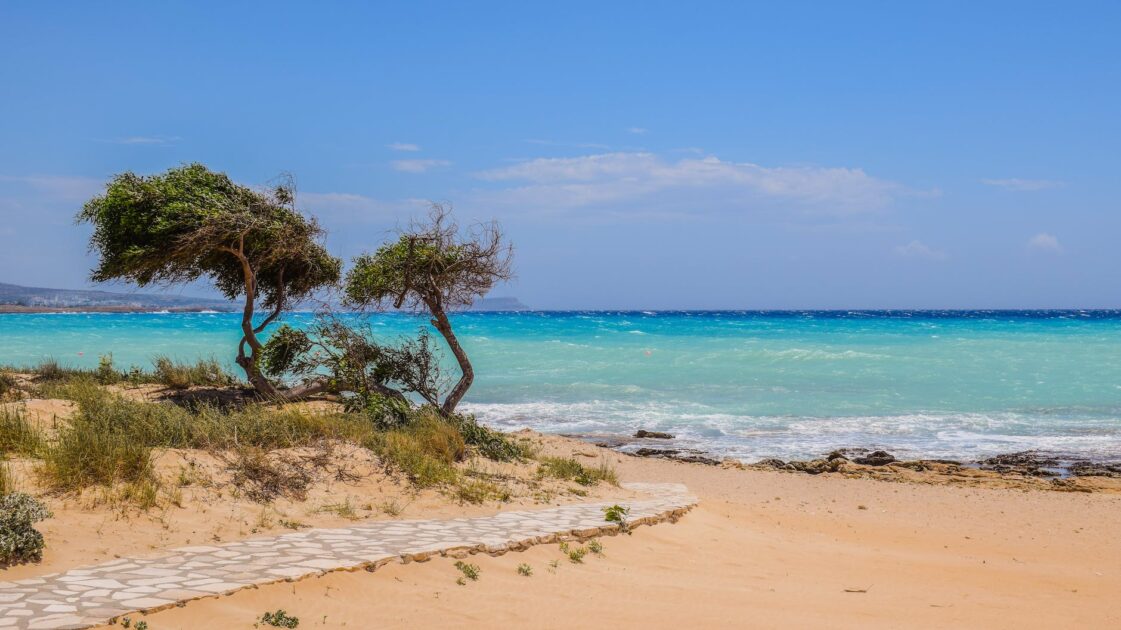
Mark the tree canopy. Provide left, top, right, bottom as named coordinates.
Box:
left=344, top=205, right=512, bottom=414
left=78, top=163, right=341, bottom=397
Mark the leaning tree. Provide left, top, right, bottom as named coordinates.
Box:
left=78, top=163, right=341, bottom=398
left=343, top=205, right=513, bottom=416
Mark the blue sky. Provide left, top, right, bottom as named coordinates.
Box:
left=1, top=1, right=1119, bottom=309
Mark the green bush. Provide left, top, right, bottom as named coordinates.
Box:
left=0, top=371, right=16, bottom=399
left=0, top=407, right=41, bottom=456
left=0, top=492, right=52, bottom=565
left=259, top=609, right=300, bottom=628
left=455, top=415, right=529, bottom=461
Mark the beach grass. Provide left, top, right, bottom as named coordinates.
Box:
left=2, top=373, right=531, bottom=507
left=536, top=456, right=618, bottom=486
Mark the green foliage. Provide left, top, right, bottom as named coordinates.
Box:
left=587, top=539, right=603, bottom=555
left=344, top=392, right=413, bottom=429
left=260, top=325, right=313, bottom=379
left=517, top=563, right=533, bottom=577
left=258, top=610, right=300, bottom=628
left=369, top=414, right=463, bottom=487
left=454, top=560, right=480, bottom=581
left=567, top=546, right=587, bottom=564
left=0, top=463, right=12, bottom=496
left=455, top=415, right=528, bottom=461
left=78, top=164, right=340, bottom=307
left=536, top=457, right=617, bottom=486
left=604, top=504, right=630, bottom=529
left=96, top=354, right=121, bottom=385
left=0, top=492, right=52, bottom=565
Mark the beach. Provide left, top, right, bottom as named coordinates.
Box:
left=81, top=432, right=1121, bottom=629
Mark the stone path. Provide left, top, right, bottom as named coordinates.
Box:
left=1, top=482, right=696, bottom=629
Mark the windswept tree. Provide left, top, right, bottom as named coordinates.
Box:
left=78, top=163, right=341, bottom=398
left=343, top=205, right=513, bottom=415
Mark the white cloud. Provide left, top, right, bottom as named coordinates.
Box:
left=893, top=240, right=947, bottom=260
left=475, top=152, right=902, bottom=214
left=0, top=175, right=104, bottom=201
left=627, top=127, right=648, bottom=135
left=387, top=142, right=421, bottom=152
left=391, top=159, right=451, bottom=173
left=981, top=178, right=1063, bottom=191
left=1027, top=232, right=1062, bottom=253
left=298, top=192, right=430, bottom=223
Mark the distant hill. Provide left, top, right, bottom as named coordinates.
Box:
left=468, top=297, right=530, bottom=311
left=0, top=282, right=236, bottom=312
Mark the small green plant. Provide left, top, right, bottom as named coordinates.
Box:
left=604, top=504, right=630, bottom=529
left=135, top=622, right=149, bottom=630
left=258, top=609, right=300, bottom=628
left=517, top=563, right=533, bottom=576
left=0, top=492, right=52, bottom=564
left=558, top=541, right=569, bottom=553
left=568, top=546, right=587, bottom=564
left=96, top=354, right=121, bottom=385
left=279, top=518, right=308, bottom=530
left=454, top=560, right=480, bottom=582
left=258, top=609, right=299, bottom=628
left=587, top=539, right=604, bottom=555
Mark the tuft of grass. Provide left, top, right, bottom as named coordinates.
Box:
left=0, top=462, right=12, bottom=496
left=0, top=371, right=17, bottom=400
left=377, top=498, right=404, bottom=517
left=536, top=456, right=618, bottom=486
left=317, top=498, right=360, bottom=520
left=567, top=546, right=587, bottom=563
left=0, top=406, right=41, bottom=456
left=454, top=560, right=480, bottom=582
left=454, top=416, right=531, bottom=461
left=517, top=563, right=533, bottom=576
left=228, top=448, right=310, bottom=503
left=368, top=414, right=463, bottom=487
left=587, top=539, right=603, bottom=555
left=153, top=356, right=234, bottom=390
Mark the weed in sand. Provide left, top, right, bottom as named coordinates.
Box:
left=257, top=609, right=300, bottom=628
left=568, top=546, right=587, bottom=563
left=455, top=560, right=480, bottom=582
left=517, top=563, right=533, bottom=576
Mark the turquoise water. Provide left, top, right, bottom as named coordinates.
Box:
left=3, top=311, right=1121, bottom=463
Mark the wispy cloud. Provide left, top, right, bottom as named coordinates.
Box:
left=893, top=240, right=947, bottom=260
left=108, top=135, right=181, bottom=146
left=299, top=192, right=430, bottom=223
left=524, top=138, right=611, bottom=150
left=391, top=159, right=451, bottom=173
left=387, top=142, right=421, bottom=152
left=476, top=152, right=904, bottom=215
left=981, top=178, right=1063, bottom=191
left=1027, top=232, right=1062, bottom=253
left=627, top=127, right=648, bottom=135
left=0, top=175, right=104, bottom=201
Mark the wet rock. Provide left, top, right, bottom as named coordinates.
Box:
left=633, top=447, right=720, bottom=466
left=852, top=450, right=897, bottom=466
left=635, top=430, right=675, bottom=439
left=978, top=451, right=1061, bottom=477
left=789, top=458, right=847, bottom=474
left=826, top=450, right=851, bottom=461
left=1069, top=462, right=1121, bottom=478
left=755, top=458, right=789, bottom=469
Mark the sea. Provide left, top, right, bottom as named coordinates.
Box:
left=3, top=310, right=1120, bottom=464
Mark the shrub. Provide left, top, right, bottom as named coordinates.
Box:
left=34, top=359, right=68, bottom=381
left=0, top=492, right=52, bottom=564
left=517, top=563, right=533, bottom=576
left=604, top=504, right=630, bottom=531
left=96, top=354, right=121, bottom=385
left=0, top=463, right=12, bottom=496
left=455, top=415, right=529, bottom=461
left=454, top=560, right=480, bottom=581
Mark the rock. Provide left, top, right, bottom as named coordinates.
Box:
left=635, top=430, right=675, bottom=439
left=1068, top=462, right=1121, bottom=478
left=789, top=458, right=846, bottom=474
left=826, top=450, right=850, bottom=461
left=978, top=451, right=1061, bottom=477
left=633, top=447, right=720, bottom=466
left=852, top=450, right=897, bottom=466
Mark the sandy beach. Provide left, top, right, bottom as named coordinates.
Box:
left=56, top=432, right=1119, bottom=630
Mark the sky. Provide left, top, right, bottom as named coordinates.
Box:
left=1, top=1, right=1119, bottom=310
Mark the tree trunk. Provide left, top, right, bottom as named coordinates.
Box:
left=430, top=306, right=473, bottom=416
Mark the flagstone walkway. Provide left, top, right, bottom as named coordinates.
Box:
left=1, top=482, right=696, bottom=629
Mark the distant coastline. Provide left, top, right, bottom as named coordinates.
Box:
left=0, top=304, right=234, bottom=314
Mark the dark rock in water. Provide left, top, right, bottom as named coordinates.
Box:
left=978, top=451, right=1061, bottom=477
left=852, top=450, right=897, bottom=466
left=826, top=450, right=852, bottom=461
left=635, top=430, right=675, bottom=439
left=633, top=447, right=720, bottom=466
left=1069, top=462, right=1121, bottom=478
